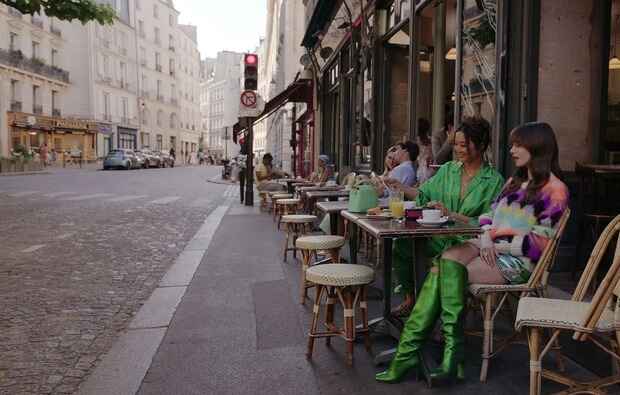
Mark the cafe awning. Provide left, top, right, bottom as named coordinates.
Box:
left=233, top=78, right=313, bottom=142
left=301, top=0, right=341, bottom=48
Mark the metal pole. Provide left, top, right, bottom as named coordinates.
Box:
left=291, top=105, right=297, bottom=177
left=245, top=118, right=254, bottom=206
left=224, top=126, right=228, bottom=160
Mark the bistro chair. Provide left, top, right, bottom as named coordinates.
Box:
left=280, top=214, right=317, bottom=263
left=296, top=235, right=345, bottom=304
left=467, top=209, right=570, bottom=382
left=515, top=214, right=620, bottom=395
left=305, top=263, right=374, bottom=366
left=258, top=191, right=270, bottom=212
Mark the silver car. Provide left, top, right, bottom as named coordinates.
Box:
left=103, top=149, right=139, bottom=170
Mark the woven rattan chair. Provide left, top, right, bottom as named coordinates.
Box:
left=296, top=235, right=345, bottom=304
left=275, top=198, right=301, bottom=229
left=305, top=264, right=374, bottom=366
left=269, top=193, right=293, bottom=220
left=468, top=210, right=570, bottom=382
left=516, top=214, right=620, bottom=395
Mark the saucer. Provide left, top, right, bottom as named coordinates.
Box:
left=416, top=216, right=449, bottom=227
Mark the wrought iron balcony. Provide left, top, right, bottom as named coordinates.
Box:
left=33, top=105, right=43, bottom=114
left=0, top=49, right=70, bottom=83
left=10, top=100, right=22, bottom=112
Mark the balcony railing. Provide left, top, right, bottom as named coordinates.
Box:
left=50, top=25, right=62, bottom=37
left=10, top=100, right=22, bottom=112
left=155, top=64, right=162, bottom=72
left=33, top=105, right=43, bottom=114
left=31, top=17, right=43, bottom=29
left=8, top=7, right=22, bottom=17
left=0, top=49, right=70, bottom=83
left=52, top=108, right=61, bottom=117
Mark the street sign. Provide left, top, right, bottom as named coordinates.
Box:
left=238, top=92, right=264, bottom=118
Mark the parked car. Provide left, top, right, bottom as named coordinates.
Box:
left=140, top=149, right=162, bottom=168
left=133, top=150, right=148, bottom=168
left=103, top=149, right=140, bottom=170
left=158, top=151, right=175, bottom=168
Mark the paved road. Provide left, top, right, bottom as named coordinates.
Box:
left=0, top=166, right=237, bottom=394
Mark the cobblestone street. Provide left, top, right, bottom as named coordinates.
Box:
left=0, top=166, right=231, bottom=394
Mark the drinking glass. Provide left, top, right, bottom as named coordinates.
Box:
left=389, top=191, right=405, bottom=223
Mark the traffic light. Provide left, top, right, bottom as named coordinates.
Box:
left=244, top=53, right=258, bottom=91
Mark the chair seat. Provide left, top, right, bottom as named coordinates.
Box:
left=296, top=235, right=345, bottom=250
left=469, top=282, right=536, bottom=296
left=276, top=198, right=301, bottom=205
left=306, top=264, right=374, bottom=287
left=271, top=193, right=293, bottom=199
left=281, top=214, right=317, bottom=224
left=515, top=297, right=618, bottom=332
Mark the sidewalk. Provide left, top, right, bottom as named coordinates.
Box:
left=81, top=201, right=593, bottom=395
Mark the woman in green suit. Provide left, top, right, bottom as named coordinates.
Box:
left=377, top=116, right=503, bottom=384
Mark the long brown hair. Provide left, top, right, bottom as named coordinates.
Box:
left=503, top=122, right=562, bottom=203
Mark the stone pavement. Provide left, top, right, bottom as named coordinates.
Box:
left=74, top=199, right=597, bottom=395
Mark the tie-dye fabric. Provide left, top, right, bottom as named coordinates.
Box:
left=479, top=174, right=569, bottom=283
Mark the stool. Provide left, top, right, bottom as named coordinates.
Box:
left=296, top=235, right=345, bottom=304
left=305, top=264, right=374, bottom=366
left=281, top=215, right=317, bottom=262
left=258, top=192, right=269, bottom=212
left=270, top=193, right=293, bottom=221
left=275, top=198, right=301, bottom=229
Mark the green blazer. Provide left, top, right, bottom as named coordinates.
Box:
left=415, top=160, right=504, bottom=256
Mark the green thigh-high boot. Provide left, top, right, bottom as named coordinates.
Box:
left=375, top=270, right=440, bottom=383
left=393, top=238, right=414, bottom=296
left=430, top=258, right=468, bottom=382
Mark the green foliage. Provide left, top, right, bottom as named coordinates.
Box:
left=3, top=0, right=116, bottom=25
left=12, top=143, right=33, bottom=160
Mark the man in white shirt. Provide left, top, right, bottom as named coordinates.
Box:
left=377, top=141, right=419, bottom=196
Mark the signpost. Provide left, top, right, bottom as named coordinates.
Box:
left=238, top=89, right=265, bottom=207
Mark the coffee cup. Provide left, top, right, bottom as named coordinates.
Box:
left=422, top=209, right=442, bottom=222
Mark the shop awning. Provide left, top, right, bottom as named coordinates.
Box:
left=233, top=78, right=313, bottom=142
left=301, top=0, right=341, bottom=48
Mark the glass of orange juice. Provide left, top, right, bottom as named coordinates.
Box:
left=389, top=191, right=405, bottom=223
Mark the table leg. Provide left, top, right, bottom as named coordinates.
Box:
left=329, top=213, right=338, bottom=235
left=348, top=220, right=358, bottom=266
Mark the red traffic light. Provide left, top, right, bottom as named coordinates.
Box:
left=245, top=54, right=257, bottom=65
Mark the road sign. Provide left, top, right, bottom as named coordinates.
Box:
left=240, top=90, right=257, bottom=108
left=238, top=92, right=264, bottom=118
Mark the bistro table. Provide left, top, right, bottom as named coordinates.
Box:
left=316, top=200, right=350, bottom=235
left=281, top=179, right=314, bottom=194
left=305, top=190, right=350, bottom=214
left=341, top=210, right=482, bottom=376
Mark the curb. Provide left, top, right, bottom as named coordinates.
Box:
left=205, top=177, right=237, bottom=185
left=0, top=171, right=52, bottom=177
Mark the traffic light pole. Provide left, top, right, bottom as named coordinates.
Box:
left=244, top=118, right=254, bottom=206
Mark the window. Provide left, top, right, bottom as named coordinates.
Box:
left=121, top=97, right=128, bottom=120
left=153, top=4, right=158, bottom=18
left=156, top=134, right=163, bottom=150
left=169, top=58, right=175, bottom=74
left=155, top=52, right=161, bottom=69
left=169, top=14, right=174, bottom=26
left=135, top=0, right=140, bottom=10
left=51, top=90, right=58, bottom=111
left=120, top=61, right=127, bottom=87
left=9, top=32, right=19, bottom=52
left=10, top=80, right=19, bottom=101
left=32, top=85, right=40, bottom=113
left=32, top=41, right=39, bottom=59
left=103, top=55, right=110, bottom=79
left=157, top=110, right=163, bottom=126
left=103, top=92, right=110, bottom=120
left=141, top=74, right=148, bottom=93
left=139, top=46, right=146, bottom=65
left=154, top=27, right=160, bottom=45
left=169, top=34, right=174, bottom=50
left=138, top=20, right=144, bottom=37
left=156, top=80, right=162, bottom=97
left=51, top=49, right=58, bottom=67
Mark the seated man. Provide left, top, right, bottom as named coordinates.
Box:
left=374, top=141, right=419, bottom=197
left=256, top=153, right=287, bottom=192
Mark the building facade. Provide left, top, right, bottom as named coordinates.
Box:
left=201, top=51, right=242, bottom=161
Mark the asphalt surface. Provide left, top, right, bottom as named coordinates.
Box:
left=0, top=165, right=234, bottom=394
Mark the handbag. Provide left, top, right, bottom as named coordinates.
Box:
left=348, top=182, right=379, bottom=213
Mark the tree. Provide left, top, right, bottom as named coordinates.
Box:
left=2, top=0, right=116, bottom=25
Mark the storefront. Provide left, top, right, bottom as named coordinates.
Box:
left=117, top=127, right=137, bottom=150
left=8, top=112, right=99, bottom=162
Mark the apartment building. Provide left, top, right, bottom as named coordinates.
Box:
left=0, top=5, right=97, bottom=159
left=201, top=51, right=242, bottom=161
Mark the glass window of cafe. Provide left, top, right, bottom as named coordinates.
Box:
left=606, top=0, right=620, bottom=164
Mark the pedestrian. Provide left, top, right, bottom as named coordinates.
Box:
left=169, top=147, right=176, bottom=161
left=40, top=143, right=48, bottom=168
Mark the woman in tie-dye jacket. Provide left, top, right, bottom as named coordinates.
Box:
left=376, top=122, right=569, bottom=385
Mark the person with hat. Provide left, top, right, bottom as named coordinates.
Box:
left=309, top=154, right=330, bottom=184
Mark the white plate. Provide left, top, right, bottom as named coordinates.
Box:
left=416, top=216, right=450, bottom=227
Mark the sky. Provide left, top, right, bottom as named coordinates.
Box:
left=173, top=0, right=267, bottom=59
